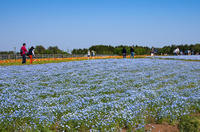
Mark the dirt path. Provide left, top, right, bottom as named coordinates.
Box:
left=145, top=124, right=179, bottom=132
left=120, top=123, right=179, bottom=132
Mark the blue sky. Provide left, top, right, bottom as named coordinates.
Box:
left=0, top=0, right=200, bottom=51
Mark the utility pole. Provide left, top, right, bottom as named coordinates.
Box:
left=14, top=47, right=16, bottom=60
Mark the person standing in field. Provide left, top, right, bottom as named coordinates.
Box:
left=20, top=43, right=28, bottom=64
left=88, top=50, right=91, bottom=59
left=91, top=50, right=94, bottom=57
left=28, top=46, right=35, bottom=64
left=151, top=47, right=155, bottom=56
left=130, top=46, right=135, bottom=59
left=173, top=47, right=180, bottom=55
left=122, top=47, right=127, bottom=58
left=93, top=50, right=95, bottom=56
left=91, top=50, right=95, bottom=58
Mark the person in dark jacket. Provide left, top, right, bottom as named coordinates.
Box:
left=28, top=46, right=35, bottom=64
left=20, top=43, right=28, bottom=64
left=130, top=46, right=135, bottom=59
left=122, top=47, right=127, bottom=58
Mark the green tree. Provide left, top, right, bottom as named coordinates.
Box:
left=35, top=45, right=46, bottom=54
left=46, top=46, right=63, bottom=54
left=89, top=45, right=115, bottom=55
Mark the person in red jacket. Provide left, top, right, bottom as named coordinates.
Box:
left=20, top=43, right=28, bottom=64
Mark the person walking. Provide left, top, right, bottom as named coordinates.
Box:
left=122, top=47, right=127, bottom=58
left=28, top=46, right=35, bottom=64
left=20, top=43, right=28, bottom=64
left=130, top=46, right=135, bottom=59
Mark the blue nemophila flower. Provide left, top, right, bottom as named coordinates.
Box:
left=154, top=55, right=200, bottom=60
left=0, top=58, right=199, bottom=130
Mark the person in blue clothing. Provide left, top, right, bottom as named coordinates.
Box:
left=130, top=46, right=135, bottom=59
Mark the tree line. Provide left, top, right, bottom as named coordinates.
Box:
left=72, top=44, right=200, bottom=55
left=156, top=44, right=200, bottom=55
left=33, top=45, right=69, bottom=54
left=0, top=45, right=69, bottom=55
left=0, top=43, right=200, bottom=55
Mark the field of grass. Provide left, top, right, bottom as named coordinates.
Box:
left=0, top=57, right=200, bottom=131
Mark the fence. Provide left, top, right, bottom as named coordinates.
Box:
left=0, top=54, right=116, bottom=60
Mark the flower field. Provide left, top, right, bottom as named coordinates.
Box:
left=0, top=58, right=200, bottom=131
left=155, top=55, right=200, bottom=61
left=0, top=55, right=148, bottom=66
left=0, top=56, right=123, bottom=66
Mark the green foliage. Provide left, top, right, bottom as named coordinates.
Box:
left=72, top=43, right=200, bottom=55
left=72, top=45, right=151, bottom=55
left=179, top=115, right=200, bottom=132
left=1, top=43, right=200, bottom=55
left=0, top=51, right=14, bottom=54
left=34, top=45, right=69, bottom=54
left=114, top=45, right=129, bottom=55
left=46, top=46, right=64, bottom=54
left=35, top=45, right=46, bottom=54
left=71, top=48, right=88, bottom=54
left=134, top=45, right=151, bottom=55
left=157, top=44, right=200, bottom=55
left=89, top=45, right=115, bottom=55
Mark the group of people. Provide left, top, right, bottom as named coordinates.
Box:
left=173, top=47, right=196, bottom=55
left=20, top=43, right=35, bottom=64
left=122, top=47, right=135, bottom=58
left=87, top=50, right=95, bottom=59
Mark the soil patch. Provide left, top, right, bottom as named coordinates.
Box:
left=145, top=123, right=179, bottom=132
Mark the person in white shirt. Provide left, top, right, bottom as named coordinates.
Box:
left=88, top=50, right=91, bottom=59
left=174, top=48, right=180, bottom=55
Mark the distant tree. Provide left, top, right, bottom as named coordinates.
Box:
left=161, top=46, right=171, bottom=54
left=71, top=48, right=88, bottom=54
left=89, top=45, right=115, bottom=55
left=134, top=46, right=151, bottom=55
left=192, top=43, right=200, bottom=54
left=34, top=45, right=69, bottom=54
left=0, top=51, right=14, bottom=54
left=47, top=46, right=63, bottom=54
left=114, top=45, right=129, bottom=55
left=35, top=45, right=46, bottom=54
left=2, top=43, right=200, bottom=55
